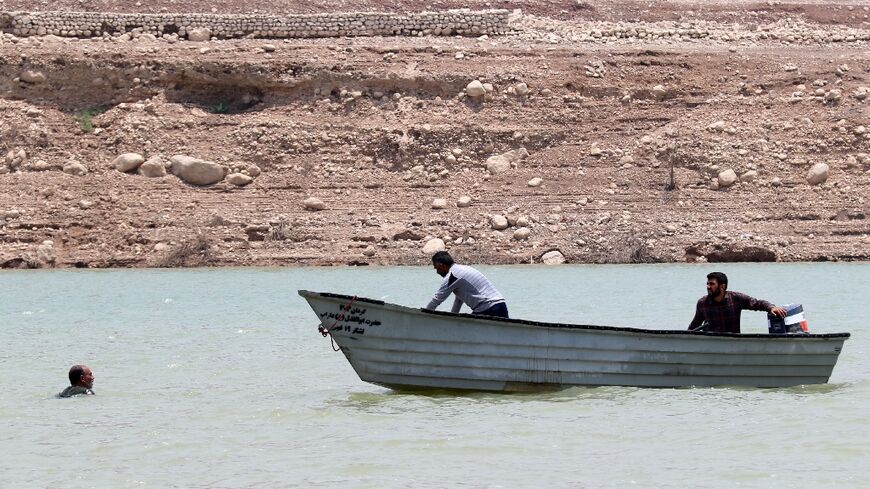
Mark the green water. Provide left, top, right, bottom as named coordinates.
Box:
left=1, top=263, right=867, bottom=488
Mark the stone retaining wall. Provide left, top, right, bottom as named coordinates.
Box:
left=0, top=10, right=511, bottom=39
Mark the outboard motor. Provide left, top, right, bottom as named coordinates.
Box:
left=768, top=304, right=809, bottom=334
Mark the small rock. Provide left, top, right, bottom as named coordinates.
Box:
left=362, top=245, right=376, bottom=257
left=457, top=196, right=473, bottom=208
left=740, top=170, right=758, bottom=183
left=431, top=198, right=448, bottom=209
left=527, top=177, right=543, bottom=187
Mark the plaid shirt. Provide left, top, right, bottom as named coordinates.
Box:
left=688, top=291, right=775, bottom=333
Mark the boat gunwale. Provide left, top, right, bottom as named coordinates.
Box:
left=299, top=290, right=851, bottom=340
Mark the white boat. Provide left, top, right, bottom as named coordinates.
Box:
left=299, top=290, right=850, bottom=391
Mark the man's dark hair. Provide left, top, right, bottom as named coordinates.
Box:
left=432, top=251, right=454, bottom=266
left=68, top=365, right=85, bottom=386
left=707, top=272, right=728, bottom=287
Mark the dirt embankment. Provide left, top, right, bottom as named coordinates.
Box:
left=0, top=1, right=868, bottom=269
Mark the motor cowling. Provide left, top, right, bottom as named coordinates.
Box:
left=768, top=303, right=809, bottom=334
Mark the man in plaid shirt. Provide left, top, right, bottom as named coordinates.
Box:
left=688, top=272, right=786, bottom=333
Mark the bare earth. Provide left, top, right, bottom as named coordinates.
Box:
left=1, top=1, right=868, bottom=268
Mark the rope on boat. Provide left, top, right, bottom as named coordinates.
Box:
left=318, top=295, right=357, bottom=351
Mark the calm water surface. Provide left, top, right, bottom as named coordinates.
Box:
left=1, top=263, right=867, bottom=488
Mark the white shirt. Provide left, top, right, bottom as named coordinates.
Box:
left=425, top=264, right=505, bottom=313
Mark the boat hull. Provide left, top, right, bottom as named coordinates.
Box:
left=299, top=291, right=849, bottom=391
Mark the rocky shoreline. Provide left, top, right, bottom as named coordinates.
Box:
left=0, top=1, right=867, bottom=269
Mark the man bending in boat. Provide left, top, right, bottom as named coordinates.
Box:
left=425, top=251, right=509, bottom=318
left=689, top=272, right=786, bottom=333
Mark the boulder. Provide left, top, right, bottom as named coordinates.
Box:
left=706, top=245, right=776, bottom=263
left=113, top=153, right=145, bottom=172
left=490, top=215, right=509, bottom=230
left=824, top=89, right=842, bottom=103
left=139, top=156, right=167, bottom=178
left=466, top=80, right=486, bottom=98
left=36, top=240, right=55, bottom=264
left=513, top=227, right=531, bottom=240
left=6, top=148, right=26, bottom=170
left=422, top=238, right=446, bottom=254
left=806, top=163, right=829, bottom=185
left=188, top=28, right=211, bottom=42
left=485, top=155, right=511, bottom=174
left=541, top=250, right=566, bottom=265
left=740, top=170, right=758, bottom=182
left=717, top=169, right=738, bottom=188
left=62, top=160, right=88, bottom=176
left=169, top=155, right=198, bottom=174
left=707, top=120, right=726, bottom=132
left=514, top=82, right=529, bottom=96
left=20, top=70, right=46, bottom=84
left=651, top=84, right=668, bottom=100
left=246, top=164, right=262, bottom=177
left=244, top=224, right=270, bottom=241
left=303, top=197, right=326, bottom=211
left=29, top=160, right=54, bottom=171
left=227, top=173, right=253, bottom=186
left=393, top=229, right=424, bottom=241
left=485, top=147, right=529, bottom=174
left=170, top=155, right=225, bottom=185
